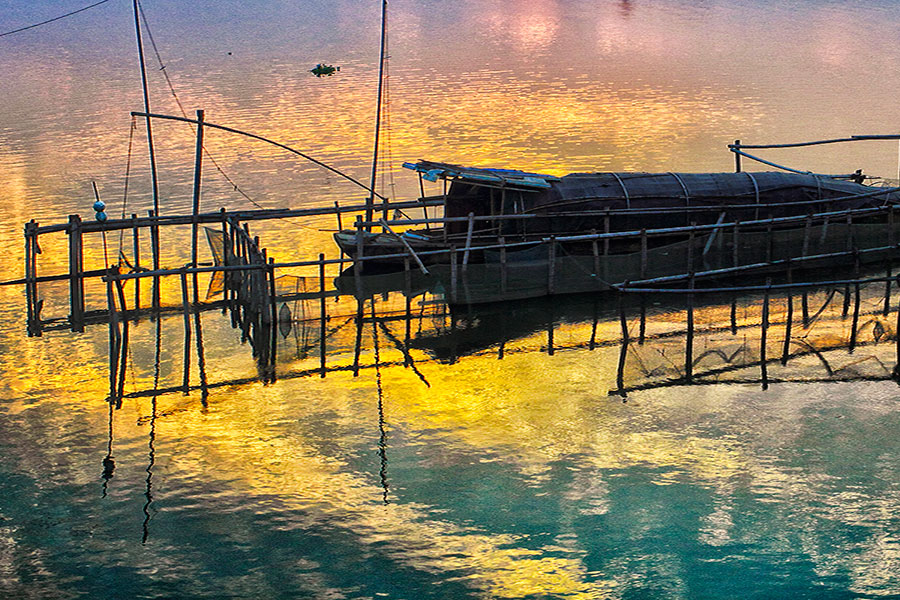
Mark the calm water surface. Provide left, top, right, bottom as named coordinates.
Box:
left=2, top=1, right=900, bottom=598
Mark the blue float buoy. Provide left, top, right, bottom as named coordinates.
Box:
left=93, top=200, right=105, bottom=212
left=95, top=211, right=108, bottom=222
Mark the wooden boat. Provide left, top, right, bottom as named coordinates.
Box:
left=334, top=159, right=900, bottom=268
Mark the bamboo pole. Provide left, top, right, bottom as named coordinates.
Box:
left=732, top=221, right=740, bottom=268
left=132, top=213, right=141, bottom=313
left=179, top=269, right=191, bottom=393
left=113, top=269, right=129, bottom=405
left=193, top=309, right=209, bottom=405
left=403, top=258, right=411, bottom=368
left=546, top=304, right=555, bottom=356
left=761, top=279, right=770, bottom=390
left=149, top=210, right=160, bottom=312
left=379, top=218, right=429, bottom=274
left=850, top=279, right=861, bottom=353
left=191, top=109, right=205, bottom=306
left=640, top=228, right=647, bottom=279
left=462, top=212, right=474, bottom=270
left=730, top=295, right=738, bottom=335
left=268, top=255, right=278, bottom=382
left=450, top=246, right=458, bottom=303
left=320, top=253, right=327, bottom=378
left=782, top=286, right=793, bottom=365
left=132, top=0, right=160, bottom=220
left=685, top=274, right=694, bottom=382
left=499, top=236, right=508, bottom=294
left=616, top=288, right=629, bottom=397
left=106, top=274, right=120, bottom=403
left=548, top=237, right=556, bottom=295
left=370, top=0, right=389, bottom=227
left=24, top=221, right=34, bottom=336
left=638, top=294, right=646, bottom=345
left=67, top=215, right=84, bottom=332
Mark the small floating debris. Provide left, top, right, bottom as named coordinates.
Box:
left=310, top=63, right=340, bottom=77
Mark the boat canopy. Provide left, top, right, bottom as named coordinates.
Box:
left=406, top=160, right=900, bottom=235
left=403, top=160, right=559, bottom=190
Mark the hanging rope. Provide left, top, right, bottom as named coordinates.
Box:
left=0, top=0, right=111, bottom=37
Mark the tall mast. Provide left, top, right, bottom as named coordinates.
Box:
left=365, top=0, right=388, bottom=230
left=132, top=0, right=160, bottom=219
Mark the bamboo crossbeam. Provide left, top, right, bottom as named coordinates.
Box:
left=618, top=270, right=900, bottom=294
left=18, top=201, right=898, bottom=294
left=730, top=135, right=900, bottom=150
left=32, top=199, right=442, bottom=236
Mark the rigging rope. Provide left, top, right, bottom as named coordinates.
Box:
left=136, top=1, right=317, bottom=230
left=0, top=0, right=111, bottom=38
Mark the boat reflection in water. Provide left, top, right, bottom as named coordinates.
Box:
left=110, top=264, right=900, bottom=407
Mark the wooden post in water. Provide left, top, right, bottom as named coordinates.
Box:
left=106, top=271, right=121, bottom=403
left=782, top=285, right=793, bottom=365
left=846, top=213, right=854, bottom=252
left=685, top=274, right=694, bottom=382
left=734, top=139, right=742, bottom=173
left=801, top=215, right=812, bottom=258
left=639, top=294, right=646, bottom=345
left=179, top=269, right=192, bottom=394
left=404, top=257, right=411, bottom=368
left=320, top=253, right=327, bottom=378
left=603, top=210, right=611, bottom=256
left=730, top=294, right=738, bottom=335
left=885, top=265, right=893, bottom=317
left=616, top=285, right=630, bottom=398
left=760, top=278, right=771, bottom=390
left=546, top=304, right=555, bottom=356
left=732, top=221, right=740, bottom=269
left=850, top=279, right=861, bottom=353
left=547, top=237, right=556, bottom=295
left=132, top=213, right=141, bottom=313
left=462, top=212, right=474, bottom=270
left=67, top=215, right=85, bottom=332
left=499, top=236, right=508, bottom=294
left=113, top=268, right=129, bottom=405
left=352, top=299, right=364, bottom=377
left=640, top=229, right=648, bottom=279
left=355, top=214, right=365, bottom=274
left=894, top=275, right=900, bottom=379
left=591, top=229, right=600, bottom=277
left=450, top=246, right=458, bottom=303
left=190, top=109, right=205, bottom=306
left=334, top=201, right=343, bottom=231
left=686, top=225, right=695, bottom=275
left=268, top=255, right=278, bottom=382
left=149, top=209, right=161, bottom=313
left=886, top=206, right=895, bottom=316
left=24, top=221, right=36, bottom=336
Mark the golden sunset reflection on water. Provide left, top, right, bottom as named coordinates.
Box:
left=4, top=0, right=900, bottom=597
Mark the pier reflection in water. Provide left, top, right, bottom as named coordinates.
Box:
left=103, top=263, right=900, bottom=408
left=89, top=265, right=900, bottom=591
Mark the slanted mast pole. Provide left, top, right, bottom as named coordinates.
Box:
left=366, top=0, right=388, bottom=231
left=132, top=0, right=161, bottom=282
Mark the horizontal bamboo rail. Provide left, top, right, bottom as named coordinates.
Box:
left=31, top=199, right=442, bottom=235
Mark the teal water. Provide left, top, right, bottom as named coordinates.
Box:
left=2, top=1, right=900, bottom=598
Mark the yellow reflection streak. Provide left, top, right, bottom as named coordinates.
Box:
left=155, top=383, right=615, bottom=599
